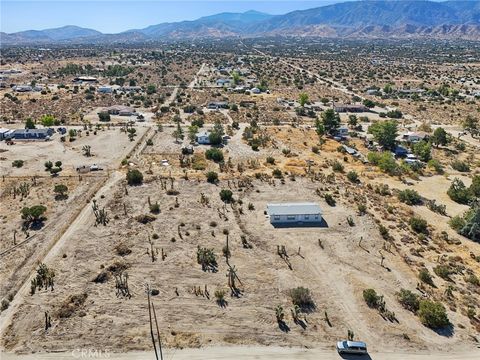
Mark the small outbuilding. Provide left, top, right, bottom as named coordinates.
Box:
left=267, top=202, right=323, bottom=225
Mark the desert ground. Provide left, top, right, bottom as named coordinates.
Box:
left=0, top=39, right=479, bottom=358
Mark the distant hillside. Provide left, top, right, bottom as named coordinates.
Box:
left=2, top=2, right=480, bottom=45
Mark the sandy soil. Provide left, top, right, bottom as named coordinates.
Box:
left=2, top=346, right=480, bottom=360
left=0, top=127, right=147, bottom=176
left=1, top=177, right=477, bottom=354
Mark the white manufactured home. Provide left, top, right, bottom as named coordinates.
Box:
left=267, top=202, right=323, bottom=225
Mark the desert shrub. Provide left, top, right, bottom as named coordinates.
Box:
left=433, top=264, right=453, bottom=281
left=398, top=189, right=422, bottom=205
left=358, top=204, right=367, bottom=215
left=272, top=168, right=283, bottom=178
left=12, top=160, right=24, bottom=168
left=135, top=214, right=156, bottom=224
left=266, top=156, right=275, bottom=165
left=214, top=289, right=226, bottom=305
left=205, top=148, right=224, bottom=162
left=426, top=200, right=447, bottom=216
left=417, top=300, right=450, bottom=329
left=115, top=243, right=132, bottom=256
left=206, top=171, right=218, bottom=183
left=419, top=268, right=434, bottom=286
left=447, top=178, right=472, bottom=205
left=93, top=270, right=110, bottom=283
left=289, top=287, right=315, bottom=311
left=150, top=289, right=160, bottom=296
left=324, top=193, right=336, bottom=206
left=126, top=169, right=143, bottom=186
left=346, top=171, right=359, bottom=183
left=312, top=146, right=319, bottom=154
left=427, top=159, right=444, bottom=174
left=332, top=160, right=344, bottom=173
left=409, top=216, right=428, bottom=234
left=149, top=202, right=160, bottom=214
left=219, top=189, right=233, bottom=203
left=396, top=289, right=420, bottom=312
left=368, top=152, right=399, bottom=175
left=465, top=274, right=480, bottom=287
left=448, top=215, right=465, bottom=232
left=196, top=247, right=217, bottom=271
left=379, top=224, right=390, bottom=240
left=451, top=160, right=470, bottom=173
left=57, top=293, right=88, bottom=318
left=363, top=288, right=380, bottom=308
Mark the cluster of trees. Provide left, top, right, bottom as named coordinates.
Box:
left=447, top=176, right=480, bottom=205
left=45, top=160, right=63, bottom=176
left=396, top=289, right=450, bottom=329
left=25, top=115, right=60, bottom=129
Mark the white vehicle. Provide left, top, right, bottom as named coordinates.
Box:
left=336, top=340, right=368, bottom=355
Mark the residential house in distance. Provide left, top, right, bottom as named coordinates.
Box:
left=13, top=85, right=32, bottom=92
left=267, top=202, right=323, bottom=226
left=0, top=128, right=12, bottom=140
left=73, top=76, right=97, bottom=84
left=216, top=78, right=232, bottom=87
left=104, top=105, right=136, bottom=116
left=10, top=128, right=54, bottom=141
left=196, top=130, right=211, bottom=145
left=400, top=131, right=430, bottom=143
left=97, top=86, right=113, bottom=94
left=207, top=101, right=229, bottom=110
left=120, top=86, right=143, bottom=93
left=334, top=104, right=368, bottom=113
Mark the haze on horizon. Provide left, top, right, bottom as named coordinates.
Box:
left=1, top=0, right=345, bottom=33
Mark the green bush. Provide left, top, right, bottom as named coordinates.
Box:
left=126, top=169, right=143, bottom=186
left=205, top=148, right=224, bottom=162
left=289, top=287, right=315, bottom=310
left=433, top=265, right=453, bottom=281
left=266, top=156, right=275, bottom=165
left=398, top=189, right=422, bottom=205
left=419, top=268, right=434, bottom=286
left=324, top=194, right=336, bottom=207
left=12, top=160, right=24, bottom=168
left=396, top=289, right=420, bottom=312
left=451, top=160, right=470, bottom=173
left=363, top=288, right=379, bottom=308
left=219, top=189, right=233, bottom=203
left=332, top=160, right=344, bottom=173
left=206, top=171, right=218, bottom=184
left=346, top=171, right=359, bottom=183
left=417, top=300, right=449, bottom=329
left=409, top=216, right=428, bottom=234
left=447, top=178, right=472, bottom=205
left=272, top=169, right=282, bottom=178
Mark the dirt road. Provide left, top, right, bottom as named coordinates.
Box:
left=2, top=346, right=480, bottom=360
left=0, top=171, right=124, bottom=339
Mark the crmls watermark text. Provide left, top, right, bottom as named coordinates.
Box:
left=71, top=349, right=111, bottom=358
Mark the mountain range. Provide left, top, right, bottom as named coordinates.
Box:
left=2, top=1, right=480, bottom=44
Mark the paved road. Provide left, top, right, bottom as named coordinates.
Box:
left=2, top=346, right=480, bottom=360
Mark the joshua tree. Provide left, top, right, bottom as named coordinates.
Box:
left=92, top=199, right=109, bottom=226
left=275, top=305, right=285, bottom=322
left=82, top=145, right=92, bottom=157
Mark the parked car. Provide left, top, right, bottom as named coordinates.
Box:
left=336, top=340, right=368, bottom=355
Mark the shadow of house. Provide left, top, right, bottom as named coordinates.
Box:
left=339, top=354, right=373, bottom=360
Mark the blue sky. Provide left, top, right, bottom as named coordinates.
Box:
left=1, top=0, right=346, bottom=33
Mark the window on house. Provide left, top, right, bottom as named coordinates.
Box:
left=274, top=216, right=280, bottom=220
left=304, top=215, right=309, bottom=220
left=287, top=215, right=296, bottom=220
